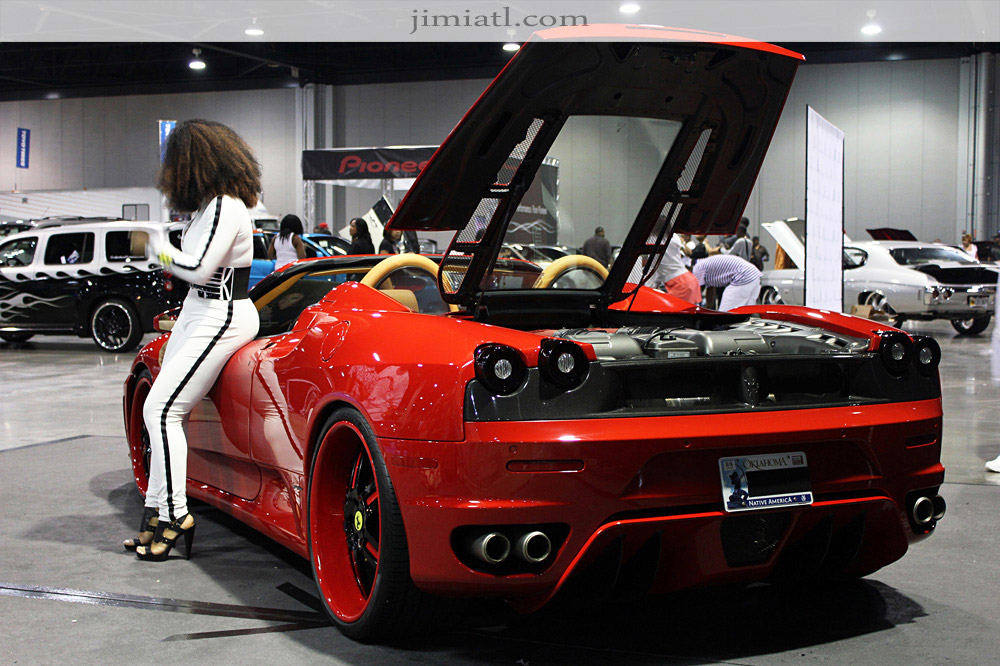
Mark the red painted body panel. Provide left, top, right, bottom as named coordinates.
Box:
left=125, top=288, right=944, bottom=607
left=532, top=24, right=806, bottom=61
left=384, top=400, right=941, bottom=602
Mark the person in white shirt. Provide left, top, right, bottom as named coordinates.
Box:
left=960, top=233, right=978, bottom=260
left=268, top=214, right=306, bottom=268
left=653, top=234, right=700, bottom=303
left=125, top=119, right=261, bottom=562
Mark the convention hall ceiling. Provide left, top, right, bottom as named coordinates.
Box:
left=0, top=41, right=995, bottom=102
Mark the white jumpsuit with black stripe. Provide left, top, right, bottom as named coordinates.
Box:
left=144, top=195, right=259, bottom=523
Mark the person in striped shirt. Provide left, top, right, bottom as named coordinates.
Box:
left=690, top=253, right=762, bottom=312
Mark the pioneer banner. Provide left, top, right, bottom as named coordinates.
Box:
left=302, top=146, right=437, bottom=181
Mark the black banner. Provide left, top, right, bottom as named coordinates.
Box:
left=301, top=147, right=437, bottom=181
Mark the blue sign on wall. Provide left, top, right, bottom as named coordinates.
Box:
left=16, top=128, right=30, bottom=169
left=159, top=120, right=177, bottom=162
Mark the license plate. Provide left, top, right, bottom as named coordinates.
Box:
left=719, top=452, right=813, bottom=512
left=969, top=296, right=983, bottom=307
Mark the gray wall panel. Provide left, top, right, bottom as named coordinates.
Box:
left=81, top=99, right=107, bottom=190
left=60, top=98, right=84, bottom=192
left=754, top=58, right=962, bottom=246
left=888, top=60, right=926, bottom=234
left=1, top=88, right=300, bottom=218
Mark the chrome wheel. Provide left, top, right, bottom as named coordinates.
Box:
left=759, top=287, right=784, bottom=305
left=864, top=293, right=902, bottom=327
left=91, top=299, right=143, bottom=352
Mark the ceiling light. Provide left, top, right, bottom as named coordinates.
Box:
left=861, top=9, right=882, bottom=36
left=620, top=2, right=641, bottom=14
left=245, top=18, right=263, bottom=36
left=502, top=43, right=519, bottom=52
left=188, top=48, right=206, bottom=70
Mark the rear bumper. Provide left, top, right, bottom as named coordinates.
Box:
left=381, top=400, right=944, bottom=605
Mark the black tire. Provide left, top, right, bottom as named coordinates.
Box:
left=90, top=298, right=143, bottom=353
left=951, top=315, right=991, bottom=336
left=0, top=332, right=34, bottom=343
left=127, top=368, right=154, bottom=495
left=307, top=407, right=444, bottom=641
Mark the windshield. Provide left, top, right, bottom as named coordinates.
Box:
left=890, top=246, right=977, bottom=266
left=442, top=115, right=684, bottom=294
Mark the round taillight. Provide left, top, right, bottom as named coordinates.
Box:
left=474, top=344, right=527, bottom=395
left=539, top=338, right=589, bottom=389
left=878, top=331, right=912, bottom=376
left=911, top=335, right=941, bottom=376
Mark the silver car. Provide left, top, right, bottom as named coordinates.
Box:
left=760, top=220, right=997, bottom=335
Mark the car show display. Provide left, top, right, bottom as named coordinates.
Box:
left=116, top=26, right=948, bottom=642
left=761, top=219, right=998, bottom=334
left=0, top=219, right=186, bottom=351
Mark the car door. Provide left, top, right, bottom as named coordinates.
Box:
left=0, top=235, right=41, bottom=327
left=34, top=230, right=97, bottom=327
left=185, top=340, right=266, bottom=501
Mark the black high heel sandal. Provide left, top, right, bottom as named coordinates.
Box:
left=135, top=514, right=196, bottom=561
left=123, top=507, right=159, bottom=551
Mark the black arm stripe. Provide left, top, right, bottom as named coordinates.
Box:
left=172, top=196, right=223, bottom=270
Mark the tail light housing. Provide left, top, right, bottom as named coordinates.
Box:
left=539, top=338, right=589, bottom=389
left=474, top=344, right=527, bottom=395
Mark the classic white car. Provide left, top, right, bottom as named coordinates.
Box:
left=760, top=219, right=998, bottom=335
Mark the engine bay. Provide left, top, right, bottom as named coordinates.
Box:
left=553, top=317, right=870, bottom=361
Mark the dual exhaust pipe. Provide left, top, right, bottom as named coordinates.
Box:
left=471, top=530, right=552, bottom=566
left=911, top=494, right=946, bottom=527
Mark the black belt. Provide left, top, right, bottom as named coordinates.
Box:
left=194, top=267, right=251, bottom=300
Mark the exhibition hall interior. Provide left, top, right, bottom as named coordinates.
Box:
left=1, top=1, right=999, bottom=664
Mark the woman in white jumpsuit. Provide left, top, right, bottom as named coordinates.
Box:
left=124, top=120, right=260, bottom=561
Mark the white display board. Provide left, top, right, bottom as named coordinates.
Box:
left=804, top=106, right=845, bottom=311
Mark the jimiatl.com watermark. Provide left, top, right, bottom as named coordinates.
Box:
left=410, top=7, right=587, bottom=35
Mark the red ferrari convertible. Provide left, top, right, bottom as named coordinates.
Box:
left=124, top=25, right=945, bottom=641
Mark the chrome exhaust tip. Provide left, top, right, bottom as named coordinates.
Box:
left=912, top=496, right=934, bottom=526
left=515, top=531, right=552, bottom=564
left=471, top=532, right=510, bottom=565
left=931, top=495, right=947, bottom=521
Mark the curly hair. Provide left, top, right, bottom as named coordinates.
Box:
left=157, top=119, right=261, bottom=213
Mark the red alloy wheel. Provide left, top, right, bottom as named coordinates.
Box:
left=127, top=371, right=153, bottom=495
left=309, top=417, right=382, bottom=624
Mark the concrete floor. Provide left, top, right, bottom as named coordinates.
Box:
left=1, top=320, right=999, bottom=665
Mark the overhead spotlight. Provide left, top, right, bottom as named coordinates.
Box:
left=620, top=2, right=641, bottom=13
left=189, top=48, right=206, bottom=70
left=502, top=42, right=520, bottom=52
left=861, top=9, right=882, bottom=35
left=245, top=17, right=263, bottom=36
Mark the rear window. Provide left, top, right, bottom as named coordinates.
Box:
left=105, top=230, right=147, bottom=262
left=889, top=246, right=976, bottom=266
left=44, top=232, right=95, bottom=265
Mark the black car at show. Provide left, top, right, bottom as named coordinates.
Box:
left=0, top=219, right=186, bottom=352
